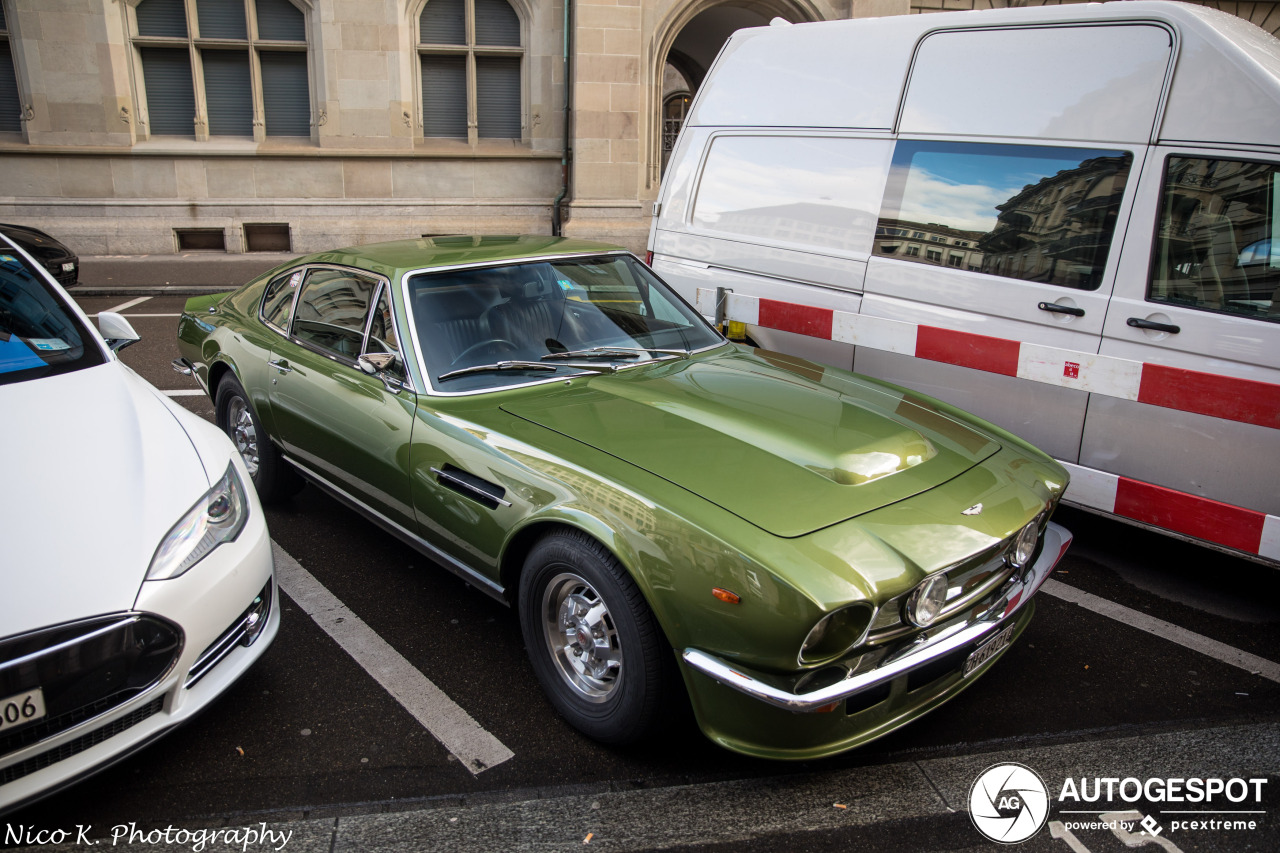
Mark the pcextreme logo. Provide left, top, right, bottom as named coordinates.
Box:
left=969, top=763, right=1051, bottom=844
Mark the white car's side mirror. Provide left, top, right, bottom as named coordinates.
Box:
left=98, top=311, right=141, bottom=353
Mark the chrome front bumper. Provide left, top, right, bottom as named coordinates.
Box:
left=682, top=521, right=1072, bottom=712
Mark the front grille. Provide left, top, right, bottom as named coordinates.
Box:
left=0, top=614, right=182, bottom=760
left=866, top=546, right=1015, bottom=645
left=186, top=582, right=272, bottom=688
left=0, top=698, right=163, bottom=785
left=50, top=266, right=78, bottom=288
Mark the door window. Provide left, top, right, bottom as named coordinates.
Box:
left=1149, top=157, right=1279, bottom=323
left=292, top=269, right=379, bottom=359
left=876, top=141, right=1133, bottom=290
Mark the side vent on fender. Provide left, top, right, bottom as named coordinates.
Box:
left=431, top=464, right=511, bottom=510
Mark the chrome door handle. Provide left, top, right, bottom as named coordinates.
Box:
left=268, top=359, right=293, bottom=374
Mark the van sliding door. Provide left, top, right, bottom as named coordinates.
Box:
left=858, top=140, right=1138, bottom=462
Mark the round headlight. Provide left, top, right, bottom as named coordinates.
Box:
left=799, top=604, right=875, bottom=664
left=1007, top=520, right=1040, bottom=569
left=904, top=574, right=949, bottom=628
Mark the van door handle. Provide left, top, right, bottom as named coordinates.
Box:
left=1127, top=317, right=1181, bottom=334
left=1038, top=302, right=1085, bottom=317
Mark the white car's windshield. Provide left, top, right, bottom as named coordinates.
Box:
left=408, top=254, right=722, bottom=392
left=0, top=249, right=102, bottom=386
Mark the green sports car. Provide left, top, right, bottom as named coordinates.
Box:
left=176, top=235, right=1071, bottom=760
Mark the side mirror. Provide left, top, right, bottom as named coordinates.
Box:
left=98, top=311, right=141, bottom=353
left=358, top=352, right=399, bottom=375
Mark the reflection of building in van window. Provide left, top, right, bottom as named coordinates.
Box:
left=876, top=141, right=1132, bottom=291
left=874, top=220, right=984, bottom=271
left=1150, top=157, right=1279, bottom=321
left=978, top=154, right=1131, bottom=290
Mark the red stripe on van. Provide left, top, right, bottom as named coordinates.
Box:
left=1114, top=478, right=1265, bottom=554
left=915, top=326, right=1021, bottom=377
left=1137, top=364, right=1280, bottom=430
left=758, top=299, right=833, bottom=340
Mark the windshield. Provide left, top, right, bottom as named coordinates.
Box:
left=0, top=249, right=103, bottom=386
left=407, top=254, right=722, bottom=392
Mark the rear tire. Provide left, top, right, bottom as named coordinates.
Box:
left=518, top=530, right=672, bottom=744
left=215, top=373, right=301, bottom=504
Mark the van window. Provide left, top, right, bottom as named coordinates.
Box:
left=691, top=135, right=891, bottom=253
left=875, top=141, right=1132, bottom=290
left=1149, top=157, right=1279, bottom=323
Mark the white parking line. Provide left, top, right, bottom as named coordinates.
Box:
left=105, top=296, right=151, bottom=313
left=1042, top=579, right=1280, bottom=683
left=163, top=390, right=207, bottom=397
left=271, top=542, right=515, bottom=775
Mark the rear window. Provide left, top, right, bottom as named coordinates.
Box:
left=875, top=140, right=1133, bottom=291
left=0, top=251, right=103, bottom=386
left=691, top=135, right=891, bottom=253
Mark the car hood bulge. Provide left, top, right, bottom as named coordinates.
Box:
left=502, top=351, right=1000, bottom=537
left=2, top=363, right=211, bottom=638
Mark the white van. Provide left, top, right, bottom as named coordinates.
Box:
left=648, top=1, right=1280, bottom=566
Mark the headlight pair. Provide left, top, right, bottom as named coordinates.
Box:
left=147, top=462, right=249, bottom=580
left=903, top=517, right=1043, bottom=629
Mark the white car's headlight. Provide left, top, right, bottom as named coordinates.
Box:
left=147, top=462, right=249, bottom=580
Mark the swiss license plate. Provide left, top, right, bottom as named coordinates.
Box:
left=963, top=623, right=1016, bottom=677
left=0, top=687, right=46, bottom=733
left=62, top=262, right=75, bottom=272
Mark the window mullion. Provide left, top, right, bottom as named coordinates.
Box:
left=246, top=0, right=265, bottom=141
left=466, top=0, right=477, bottom=144
left=189, top=42, right=209, bottom=140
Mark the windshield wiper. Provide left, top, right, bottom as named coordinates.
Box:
left=540, top=346, right=691, bottom=361
left=437, top=360, right=619, bottom=381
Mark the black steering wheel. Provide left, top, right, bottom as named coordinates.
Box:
left=450, top=338, right=520, bottom=366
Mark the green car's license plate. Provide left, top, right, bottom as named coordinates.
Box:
left=0, top=687, right=46, bottom=733
left=963, top=623, right=1016, bottom=677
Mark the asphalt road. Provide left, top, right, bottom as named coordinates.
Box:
left=4, top=293, right=1278, bottom=853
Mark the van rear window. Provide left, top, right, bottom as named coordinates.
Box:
left=875, top=141, right=1132, bottom=291
left=691, top=135, right=892, bottom=253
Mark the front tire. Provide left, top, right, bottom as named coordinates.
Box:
left=215, top=373, right=300, bottom=504
left=518, top=530, right=672, bottom=744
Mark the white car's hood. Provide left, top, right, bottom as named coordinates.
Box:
left=2, top=362, right=211, bottom=638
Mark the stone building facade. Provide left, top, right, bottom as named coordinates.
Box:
left=0, top=0, right=1275, bottom=257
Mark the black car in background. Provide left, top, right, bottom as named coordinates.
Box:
left=0, top=224, right=78, bottom=288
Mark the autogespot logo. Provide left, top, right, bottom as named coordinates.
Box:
left=969, top=763, right=1051, bottom=844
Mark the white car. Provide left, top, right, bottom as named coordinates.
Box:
left=0, top=236, right=278, bottom=813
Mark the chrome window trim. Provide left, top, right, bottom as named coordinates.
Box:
left=398, top=250, right=726, bottom=398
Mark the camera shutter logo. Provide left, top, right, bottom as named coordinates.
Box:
left=969, top=762, right=1051, bottom=843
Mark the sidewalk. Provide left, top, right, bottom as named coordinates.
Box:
left=76, top=253, right=296, bottom=296
left=21, top=719, right=1280, bottom=852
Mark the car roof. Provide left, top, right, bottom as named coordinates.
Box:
left=295, top=235, right=628, bottom=278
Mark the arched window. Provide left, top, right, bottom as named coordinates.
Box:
left=419, top=0, right=522, bottom=141
left=132, top=0, right=310, bottom=140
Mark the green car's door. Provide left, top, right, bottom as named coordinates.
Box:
left=269, top=269, right=418, bottom=528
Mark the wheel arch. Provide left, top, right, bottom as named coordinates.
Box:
left=499, top=513, right=679, bottom=650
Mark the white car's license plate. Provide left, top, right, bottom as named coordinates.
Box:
left=0, top=687, right=46, bottom=733
left=963, top=623, right=1016, bottom=677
